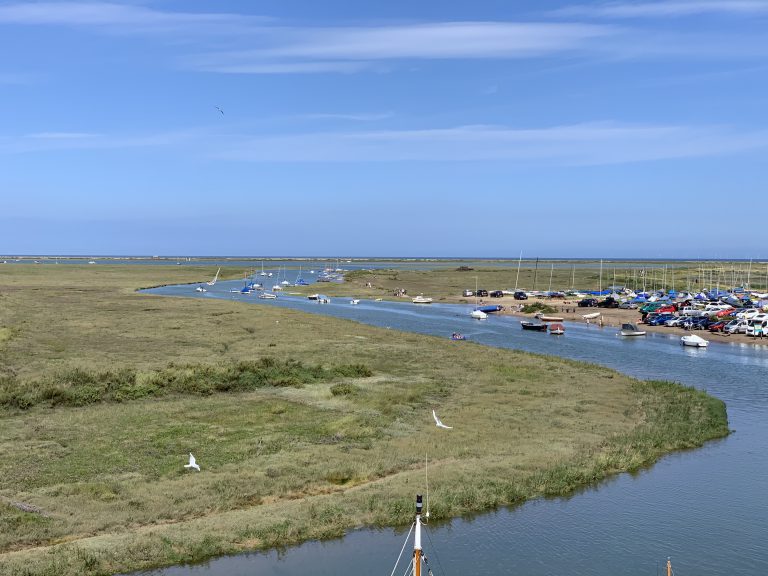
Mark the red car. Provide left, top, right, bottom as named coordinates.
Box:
left=715, top=308, right=735, bottom=318
left=655, top=305, right=677, bottom=314
left=709, top=321, right=727, bottom=332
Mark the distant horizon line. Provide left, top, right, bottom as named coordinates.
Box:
left=2, top=255, right=766, bottom=263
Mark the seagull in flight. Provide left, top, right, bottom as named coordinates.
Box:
left=215, top=106, right=224, bottom=116
left=184, top=453, right=201, bottom=471
left=432, top=409, right=453, bottom=429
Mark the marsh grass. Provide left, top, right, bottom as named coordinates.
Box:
left=0, top=359, right=373, bottom=410
left=520, top=302, right=559, bottom=314
left=0, top=265, right=729, bottom=576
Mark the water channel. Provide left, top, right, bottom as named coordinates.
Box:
left=140, top=278, right=768, bottom=575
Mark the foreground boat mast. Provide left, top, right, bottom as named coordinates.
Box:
left=414, top=494, right=423, bottom=576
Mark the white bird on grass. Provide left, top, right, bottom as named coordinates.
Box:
left=432, top=409, right=453, bottom=429
left=184, top=453, right=200, bottom=471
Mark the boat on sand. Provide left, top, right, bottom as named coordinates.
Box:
left=539, top=314, right=564, bottom=322
left=582, top=312, right=601, bottom=320
left=412, top=294, right=433, bottom=304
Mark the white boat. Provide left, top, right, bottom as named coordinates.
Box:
left=206, top=267, right=221, bottom=286
left=582, top=312, right=601, bottom=320
left=281, top=280, right=291, bottom=286
left=681, top=334, right=709, bottom=348
left=195, top=286, right=207, bottom=293
left=539, top=315, right=564, bottom=322
left=412, top=294, right=433, bottom=304
left=259, top=292, right=277, bottom=299
left=259, top=261, right=267, bottom=276
left=272, top=285, right=283, bottom=291
left=88, top=260, right=96, bottom=264
left=470, top=277, right=485, bottom=319
left=549, top=323, right=565, bottom=335
left=350, top=299, right=360, bottom=305
left=620, top=323, right=646, bottom=336
left=308, top=294, right=319, bottom=300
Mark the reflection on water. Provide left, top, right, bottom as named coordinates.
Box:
left=139, top=281, right=768, bottom=576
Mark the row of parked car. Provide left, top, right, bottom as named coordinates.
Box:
left=462, top=289, right=529, bottom=300
left=644, top=310, right=768, bottom=336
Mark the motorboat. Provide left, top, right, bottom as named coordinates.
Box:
left=520, top=321, right=548, bottom=331
left=620, top=323, right=646, bottom=336
left=272, top=285, right=283, bottom=291
left=350, top=299, right=360, bottom=305
left=258, top=292, right=277, bottom=299
left=681, top=334, right=709, bottom=348
left=549, top=323, right=565, bottom=335
left=470, top=309, right=487, bottom=320
left=450, top=333, right=466, bottom=340
left=582, top=312, right=601, bottom=320
left=195, top=286, right=207, bottom=293
left=412, top=294, right=433, bottom=304
left=308, top=294, right=319, bottom=300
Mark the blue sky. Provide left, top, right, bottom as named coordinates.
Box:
left=1, top=0, right=767, bottom=258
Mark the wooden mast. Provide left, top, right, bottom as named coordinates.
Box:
left=414, top=495, right=423, bottom=576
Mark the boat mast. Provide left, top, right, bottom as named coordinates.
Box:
left=599, top=259, right=603, bottom=293
left=414, top=494, right=423, bottom=576
left=548, top=263, right=554, bottom=293
left=514, top=250, right=522, bottom=292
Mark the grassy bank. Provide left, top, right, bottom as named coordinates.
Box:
left=0, top=265, right=728, bottom=576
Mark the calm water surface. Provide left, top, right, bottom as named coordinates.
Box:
left=139, top=280, right=768, bottom=576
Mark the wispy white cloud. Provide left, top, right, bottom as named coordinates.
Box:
left=214, top=123, right=768, bottom=165
left=26, top=132, right=99, bottom=139
left=299, top=112, right=395, bottom=122
left=3, top=122, right=767, bottom=165
left=192, top=61, right=370, bottom=75
left=0, top=130, right=195, bottom=154
left=0, top=2, right=266, bottom=34
left=556, top=1, right=768, bottom=18
left=186, top=22, right=616, bottom=73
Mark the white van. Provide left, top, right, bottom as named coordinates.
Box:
left=746, top=315, right=768, bottom=337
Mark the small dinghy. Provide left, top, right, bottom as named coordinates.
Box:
left=258, top=292, right=277, bottom=299
left=539, top=315, right=564, bottom=322
left=470, top=309, right=488, bottom=320
left=681, top=334, right=709, bottom=348
left=521, top=321, right=548, bottom=332
left=620, top=323, right=646, bottom=336
left=450, top=332, right=466, bottom=340
left=582, top=312, right=601, bottom=320
left=549, top=323, right=565, bottom=335
left=350, top=299, right=360, bottom=305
